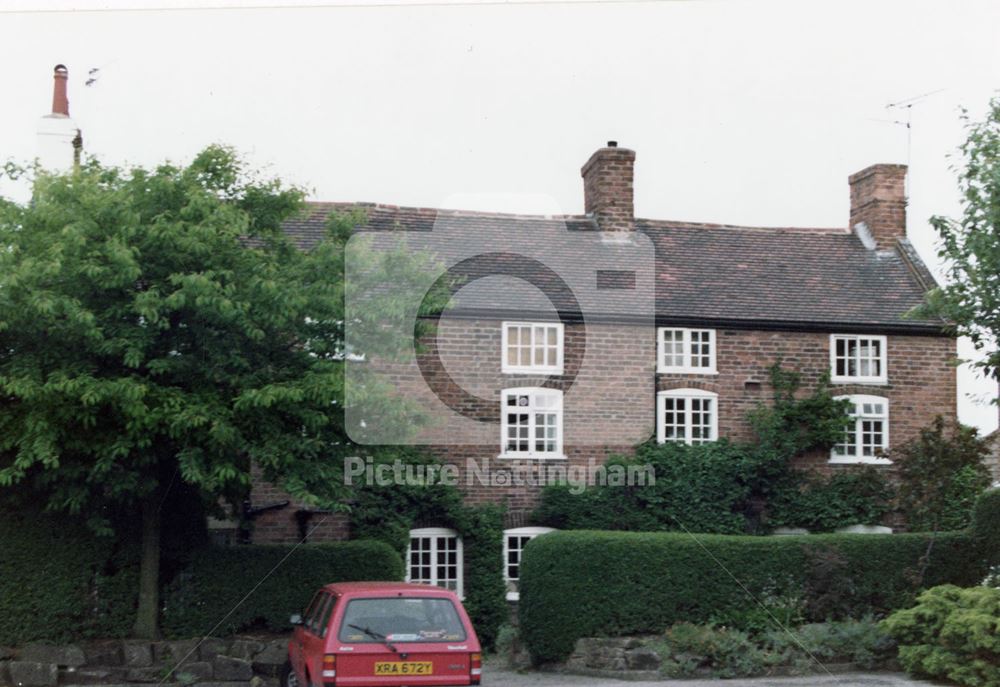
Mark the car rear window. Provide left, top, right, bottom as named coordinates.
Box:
left=338, top=597, right=467, bottom=643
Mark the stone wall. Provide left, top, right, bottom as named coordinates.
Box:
left=0, top=636, right=287, bottom=687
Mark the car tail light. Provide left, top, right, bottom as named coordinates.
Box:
left=322, top=654, right=336, bottom=685
left=470, top=652, right=481, bottom=684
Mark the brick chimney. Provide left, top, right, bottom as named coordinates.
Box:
left=37, top=64, right=79, bottom=173
left=582, top=141, right=635, bottom=233
left=848, top=164, right=907, bottom=251
left=52, top=64, right=69, bottom=116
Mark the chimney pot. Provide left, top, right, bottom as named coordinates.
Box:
left=848, top=164, right=907, bottom=251
left=581, top=143, right=635, bottom=233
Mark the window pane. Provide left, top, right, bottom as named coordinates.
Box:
left=663, top=398, right=686, bottom=441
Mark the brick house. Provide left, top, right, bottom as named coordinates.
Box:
left=247, top=143, right=955, bottom=600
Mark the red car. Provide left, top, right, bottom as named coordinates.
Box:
left=282, top=582, right=482, bottom=687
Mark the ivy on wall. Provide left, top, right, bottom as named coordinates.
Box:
left=534, top=361, right=898, bottom=534
left=347, top=453, right=508, bottom=649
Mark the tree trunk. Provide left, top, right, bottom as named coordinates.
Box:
left=133, top=493, right=161, bottom=639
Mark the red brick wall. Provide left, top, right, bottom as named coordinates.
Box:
left=249, top=464, right=351, bottom=544
left=248, top=320, right=955, bottom=543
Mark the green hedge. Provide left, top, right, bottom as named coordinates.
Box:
left=0, top=509, right=137, bottom=644
left=162, top=541, right=403, bottom=637
left=518, top=530, right=988, bottom=664
left=971, top=488, right=1000, bottom=566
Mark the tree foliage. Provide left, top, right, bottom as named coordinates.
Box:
left=919, top=96, right=1000, bottom=379
left=0, top=147, right=436, bottom=636
left=894, top=416, right=991, bottom=533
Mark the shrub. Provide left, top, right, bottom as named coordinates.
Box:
left=454, top=504, right=509, bottom=651
left=767, top=468, right=895, bottom=532
left=518, top=530, right=986, bottom=664
left=895, top=416, right=991, bottom=533
left=532, top=365, right=892, bottom=536
left=0, top=508, right=137, bottom=644
left=656, top=617, right=894, bottom=678
left=708, top=583, right=805, bottom=635
left=533, top=441, right=759, bottom=534
left=882, top=585, right=1000, bottom=687
left=971, top=488, right=1000, bottom=566
left=790, top=617, right=895, bottom=669
left=161, top=540, right=402, bottom=637
left=658, top=622, right=767, bottom=678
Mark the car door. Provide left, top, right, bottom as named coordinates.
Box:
left=292, top=592, right=323, bottom=684
left=301, top=592, right=336, bottom=687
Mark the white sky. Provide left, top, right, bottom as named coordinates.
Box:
left=1, top=0, right=998, bottom=432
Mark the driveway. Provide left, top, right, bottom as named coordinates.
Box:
left=486, top=668, right=941, bottom=687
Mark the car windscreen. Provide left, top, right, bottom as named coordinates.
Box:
left=338, top=597, right=467, bottom=643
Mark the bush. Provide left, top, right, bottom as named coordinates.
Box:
left=0, top=509, right=137, bottom=644
left=882, top=585, right=1000, bottom=686
left=971, top=488, right=1000, bottom=566
left=533, top=441, right=759, bottom=534
left=757, top=616, right=895, bottom=673
left=518, top=530, right=987, bottom=664
left=767, top=468, right=895, bottom=532
left=658, top=622, right=766, bottom=678
left=161, top=540, right=402, bottom=637
left=655, top=617, right=894, bottom=678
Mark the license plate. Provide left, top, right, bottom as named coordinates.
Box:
left=374, top=661, right=433, bottom=676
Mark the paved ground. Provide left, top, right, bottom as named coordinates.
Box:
left=485, top=668, right=940, bottom=686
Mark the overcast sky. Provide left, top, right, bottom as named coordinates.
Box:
left=1, top=0, right=998, bottom=431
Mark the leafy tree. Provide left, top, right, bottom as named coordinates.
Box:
left=919, top=96, right=1000, bottom=380
left=895, top=416, right=990, bottom=533
left=0, top=148, right=439, bottom=637
left=893, top=416, right=990, bottom=585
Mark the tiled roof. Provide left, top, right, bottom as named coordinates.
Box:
left=282, top=202, right=946, bottom=335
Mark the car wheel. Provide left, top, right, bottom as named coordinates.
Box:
left=280, top=661, right=299, bottom=687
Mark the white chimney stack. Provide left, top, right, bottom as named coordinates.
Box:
left=36, top=64, right=80, bottom=173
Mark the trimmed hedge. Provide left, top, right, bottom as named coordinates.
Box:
left=0, top=509, right=137, bottom=644
left=971, top=488, right=1000, bottom=566
left=162, top=541, right=403, bottom=638
left=518, top=530, right=989, bottom=664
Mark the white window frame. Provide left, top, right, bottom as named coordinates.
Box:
left=406, top=527, right=464, bottom=598
left=502, top=526, right=555, bottom=601
left=500, top=387, right=564, bottom=459
left=656, top=388, right=719, bottom=445
left=830, top=334, right=888, bottom=384
left=657, top=328, right=717, bottom=374
left=830, top=394, right=891, bottom=465
left=501, top=322, right=564, bottom=374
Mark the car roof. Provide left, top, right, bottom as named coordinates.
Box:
left=321, top=581, right=456, bottom=597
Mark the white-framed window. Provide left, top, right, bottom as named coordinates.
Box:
left=830, top=334, right=887, bottom=384
left=657, top=328, right=717, bottom=374
left=502, top=322, right=564, bottom=374
left=503, top=526, right=555, bottom=601
left=500, top=387, right=564, bottom=458
left=831, top=395, right=890, bottom=464
left=406, top=527, right=463, bottom=598
left=656, top=388, right=718, bottom=445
